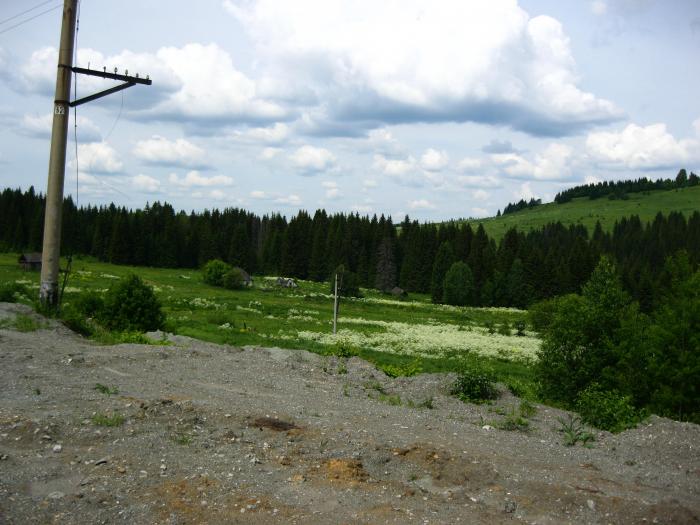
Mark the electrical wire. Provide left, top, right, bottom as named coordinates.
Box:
left=0, top=0, right=57, bottom=26
left=103, top=90, right=124, bottom=143
left=0, top=3, right=62, bottom=36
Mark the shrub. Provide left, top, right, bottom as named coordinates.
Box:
left=98, top=274, right=164, bottom=332
left=202, top=259, right=231, bottom=287
left=576, top=384, right=644, bottom=433
left=451, top=365, right=499, bottom=404
left=72, top=290, right=104, bottom=317
left=528, top=297, right=565, bottom=334
left=222, top=268, right=244, bottom=290
left=0, top=282, right=30, bottom=303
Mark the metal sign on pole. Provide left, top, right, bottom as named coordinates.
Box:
left=39, top=0, right=152, bottom=308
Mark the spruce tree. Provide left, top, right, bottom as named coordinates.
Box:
left=430, top=241, right=455, bottom=303
left=375, top=237, right=397, bottom=292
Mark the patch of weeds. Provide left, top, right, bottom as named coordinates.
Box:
left=495, top=404, right=530, bottom=432
left=377, top=393, right=402, bottom=406
left=342, top=383, right=350, bottom=397
left=364, top=380, right=386, bottom=395
left=330, top=338, right=357, bottom=358
left=407, top=397, right=434, bottom=409
left=171, top=433, right=192, bottom=445
left=484, top=320, right=496, bottom=335
left=504, top=378, right=537, bottom=401
left=379, top=359, right=422, bottom=378
left=34, top=387, right=41, bottom=396
left=94, top=383, right=119, bottom=396
left=11, top=314, right=44, bottom=332
left=92, top=413, right=125, bottom=427
left=497, top=322, right=511, bottom=336
left=0, top=282, right=31, bottom=303
left=337, top=360, right=348, bottom=375
left=451, top=365, right=499, bottom=404
left=519, top=399, right=537, bottom=418
left=514, top=320, right=526, bottom=337
left=556, top=414, right=595, bottom=447
left=575, top=384, right=646, bottom=433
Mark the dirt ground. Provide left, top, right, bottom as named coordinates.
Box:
left=1, top=302, right=699, bottom=524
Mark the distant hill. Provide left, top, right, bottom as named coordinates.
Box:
left=464, top=185, right=700, bottom=240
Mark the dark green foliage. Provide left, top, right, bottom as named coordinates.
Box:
left=72, top=289, right=104, bottom=317
left=202, top=259, right=231, bottom=287
left=576, top=384, right=644, bottom=433
left=0, top=282, right=29, bottom=303
left=556, top=415, right=595, bottom=447
left=442, top=261, right=474, bottom=306
left=451, top=365, right=499, bottom=404
left=430, top=241, right=455, bottom=303
left=529, top=296, right=570, bottom=333
left=375, top=237, right=397, bottom=293
left=99, top=274, right=164, bottom=332
left=222, top=268, right=244, bottom=290
left=330, top=265, right=362, bottom=297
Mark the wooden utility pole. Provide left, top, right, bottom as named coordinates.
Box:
left=39, top=1, right=151, bottom=308
left=333, top=272, right=338, bottom=334
left=40, top=0, right=77, bottom=308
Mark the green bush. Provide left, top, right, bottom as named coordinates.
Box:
left=222, top=268, right=244, bottom=290
left=60, top=309, right=95, bottom=336
left=576, top=384, right=644, bottom=433
left=72, top=289, right=104, bottom=317
left=451, top=365, right=499, bottom=404
left=202, top=259, right=231, bottom=287
left=528, top=297, right=564, bottom=334
left=0, top=282, right=30, bottom=303
left=98, top=274, right=164, bottom=332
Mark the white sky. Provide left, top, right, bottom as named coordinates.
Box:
left=0, top=0, right=699, bottom=220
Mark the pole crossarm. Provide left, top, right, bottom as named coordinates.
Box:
left=57, top=64, right=152, bottom=107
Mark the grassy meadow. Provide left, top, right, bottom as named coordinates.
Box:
left=0, top=252, right=537, bottom=393
left=462, top=185, right=700, bottom=240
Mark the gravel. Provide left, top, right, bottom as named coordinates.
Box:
left=0, top=301, right=698, bottom=524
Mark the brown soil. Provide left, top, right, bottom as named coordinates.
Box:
left=0, top=302, right=699, bottom=524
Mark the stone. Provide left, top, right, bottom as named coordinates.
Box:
left=52, top=444, right=62, bottom=453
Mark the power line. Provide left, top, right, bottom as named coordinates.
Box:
left=0, top=3, right=62, bottom=36
left=0, top=0, right=58, bottom=26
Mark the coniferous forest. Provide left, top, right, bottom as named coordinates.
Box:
left=1, top=185, right=699, bottom=310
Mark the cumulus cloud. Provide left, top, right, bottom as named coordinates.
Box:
left=420, top=148, right=449, bottom=171
left=133, top=136, right=207, bottom=168
left=259, top=147, right=283, bottom=160
left=471, top=207, right=489, bottom=217
left=290, top=145, right=336, bottom=173
left=168, top=171, right=234, bottom=187
left=19, top=113, right=101, bottom=142
left=321, top=180, right=342, bottom=199
left=408, top=199, right=435, bottom=210
left=586, top=123, right=700, bottom=170
left=457, top=157, right=484, bottom=173
left=494, top=143, right=574, bottom=181
left=373, top=154, right=417, bottom=176
left=241, top=123, right=290, bottom=144
left=132, top=174, right=161, bottom=193
left=14, top=44, right=287, bottom=127
left=250, top=190, right=268, bottom=199
left=481, top=139, right=519, bottom=154
left=227, top=0, right=622, bottom=137
left=275, top=194, right=302, bottom=206
left=456, top=174, right=502, bottom=188
left=473, top=189, right=490, bottom=201
left=69, top=142, right=123, bottom=174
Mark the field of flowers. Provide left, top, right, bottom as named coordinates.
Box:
left=0, top=253, right=539, bottom=381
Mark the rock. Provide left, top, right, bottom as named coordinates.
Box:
left=482, top=425, right=494, bottom=431
left=117, top=466, right=126, bottom=474
left=587, top=499, right=596, bottom=511
left=52, top=444, right=62, bottom=453
left=47, top=491, right=65, bottom=500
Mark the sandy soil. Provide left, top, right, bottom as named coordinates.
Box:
left=0, top=302, right=698, bottom=524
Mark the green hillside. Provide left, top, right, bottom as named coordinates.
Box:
left=465, top=185, right=700, bottom=240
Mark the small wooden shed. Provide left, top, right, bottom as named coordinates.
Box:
left=18, top=253, right=42, bottom=271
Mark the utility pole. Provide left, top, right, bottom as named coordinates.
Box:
left=40, top=0, right=77, bottom=308
left=333, top=272, right=338, bottom=335
left=39, top=1, right=152, bottom=308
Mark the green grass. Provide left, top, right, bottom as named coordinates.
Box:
left=461, top=186, right=700, bottom=240
left=91, top=413, right=125, bottom=427
left=0, top=313, right=43, bottom=332
left=0, top=252, right=537, bottom=394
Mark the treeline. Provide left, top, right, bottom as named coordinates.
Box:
left=499, top=197, right=542, bottom=216
left=1, top=186, right=699, bottom=309
left=554, top=169, right=698, bottom=204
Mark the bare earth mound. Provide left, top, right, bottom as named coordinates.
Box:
left=0, top=302, right=698, bottom=524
